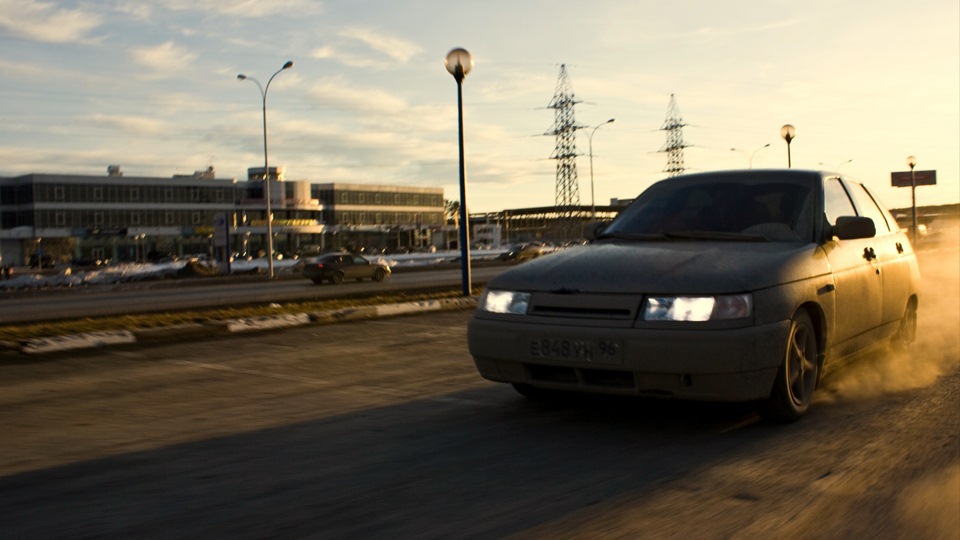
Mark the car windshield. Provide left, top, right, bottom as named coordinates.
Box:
left=600, top=172, right=816, bottom=243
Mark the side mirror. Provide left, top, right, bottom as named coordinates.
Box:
left=583, top=221, right=607, bottom=241
left=833, top=216, right=876, bottom=240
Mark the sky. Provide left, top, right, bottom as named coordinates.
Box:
left=0, top=0, right=957, bottom=214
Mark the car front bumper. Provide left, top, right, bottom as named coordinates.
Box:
left=468, top=317, right=791, bottom=402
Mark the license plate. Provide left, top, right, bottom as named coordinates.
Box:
left=528, top=337, right=622, bottom=364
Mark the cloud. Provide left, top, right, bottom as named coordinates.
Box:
left=310, top=27, right=422, bottom=68
left=0, top=0, right=102, bottom=43
left=308, top=77, right=410, bottom=116
left=131, top=41, right=198, bottom=78
left=79, top=114, right=169, bottom=135
left=339, top=27, right=422, bottom=64
left=160, top=0, right=322, bottom=18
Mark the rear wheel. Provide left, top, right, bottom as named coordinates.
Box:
left=759, top=310, right=819, bottom=423
left=310, top=277, right=324, bottom=285
left=330, top=271, right=344, bottom=285
left=891, top=300, right=918, bottom=351
left=373, top=268, right=387, bottom=282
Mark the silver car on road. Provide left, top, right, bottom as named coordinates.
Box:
left=468, top=170, right=921, bottom=421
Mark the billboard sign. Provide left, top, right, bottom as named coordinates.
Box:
left=891, top=170, right=937, bottom=187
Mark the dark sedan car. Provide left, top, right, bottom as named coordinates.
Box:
left=468, top=170, right=921, bottom=422
left=301, top=253, right=390, bottom=285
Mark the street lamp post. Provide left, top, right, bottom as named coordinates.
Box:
left=445, top=48, right=474, bottom=297
left=588, top=118, right=615, bottom=220
left=780, top=124, right=796, bottom=168
left=730, top=143, right=770, bottom=168
left=907, top=155, right=918, bottom=244
left=238, top=60, right=294, bottom=279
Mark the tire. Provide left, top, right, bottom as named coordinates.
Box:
left=759, top=310, right=819, bottom=423
left=330, top=271, right=344, bottom=285
left=372, top=268, right=387, bottom=282
left=891, top=300, right=918, bottom=351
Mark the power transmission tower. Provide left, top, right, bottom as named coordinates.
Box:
left=658, top=94, right=689, bottom=177
left=545, top=64, right=584, bottom=238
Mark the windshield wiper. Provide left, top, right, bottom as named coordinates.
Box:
left=595, top=231, right=668, bottom=241
left=663, top=230, right=766, bottom=242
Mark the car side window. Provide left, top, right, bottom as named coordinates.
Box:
left=860, top=184, right=900, bottom=232
left=850, top=183, right=895, bottom=234
left=823, top=178, right=857, bottom=226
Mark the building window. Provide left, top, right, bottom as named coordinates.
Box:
left=55, top=211, right=66, bottom=226
left=358, top=193, right=365, bottom=204
left=216, top=190, right=224, bottom=202
left=94, top=212, right=104, bottom=225
left=130, top=212, right=141, bottom=225
left=54, top=186, right=65, bottom=200
left=192, top=212, right=201, bottom=225
left=165, top=188, right=173, bottom=201
left=93, top=187, right=103, bottom=201
left=165, top=212, right=174, bottom=225
left=130, top=187, right=140, bottom=201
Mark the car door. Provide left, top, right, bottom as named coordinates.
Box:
left=334, top=255, right=356, bottom=279
left=821, top=177, right=883, bottom=354
left=846, top=181, right=919, bottom=330
left=347, top=255, right=369, bottom=279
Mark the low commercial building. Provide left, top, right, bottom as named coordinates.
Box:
left=0, top=166, right=444, bottom=266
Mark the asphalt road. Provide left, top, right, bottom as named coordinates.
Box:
left=0, top=247, right=957, bottom=538
left=0, top=265, right=507, bottom=324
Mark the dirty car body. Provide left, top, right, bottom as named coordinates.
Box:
left=467, top=170, right=921, bottom=421
left=301, top=254, right=390, bottom=285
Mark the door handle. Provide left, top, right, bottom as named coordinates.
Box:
left=863, top=247, right=877, bottom=261
left=896, top=242, right=904, bottom=254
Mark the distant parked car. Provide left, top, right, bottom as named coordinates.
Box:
left=301, top=253, right=391, bottom=285
left=498, top=243, right=545, bottom=262
left=469, top=169, right=921, bottom=422
left=70, top=257, right=101, bottom=268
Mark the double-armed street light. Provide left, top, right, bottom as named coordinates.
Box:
left=589, top=118, right=615, bottom=220
left=445, top=48, right=474, bottom=297
left=730, top=143, right=770, bottom=169
left=237, top=60, right=294, bottom=279
left=780, top=124, right=796, bottom=168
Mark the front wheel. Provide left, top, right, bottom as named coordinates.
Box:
left=372, top=268, right=387, bottom=282
left=759, top=310, right=819, bottom=423
left=330, top=271, right=345, bottom=285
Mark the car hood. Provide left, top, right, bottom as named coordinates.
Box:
left=486, top=240, right=827, bottom=294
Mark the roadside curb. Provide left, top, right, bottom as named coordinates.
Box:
left=9, top=297, right=477, bottom=356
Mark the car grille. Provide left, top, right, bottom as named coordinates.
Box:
left=526, top=363, right=683, bottom=395
left=527, top=292, right=642, bottom=322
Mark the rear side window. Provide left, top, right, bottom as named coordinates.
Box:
left=823, top=178, right=856, bottom=225
left=847, top=181, right=893, bottom=234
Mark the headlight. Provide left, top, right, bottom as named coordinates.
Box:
left=479, top=290, right=531, bottom=315
left=643, top=294, right=752, bottom=321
